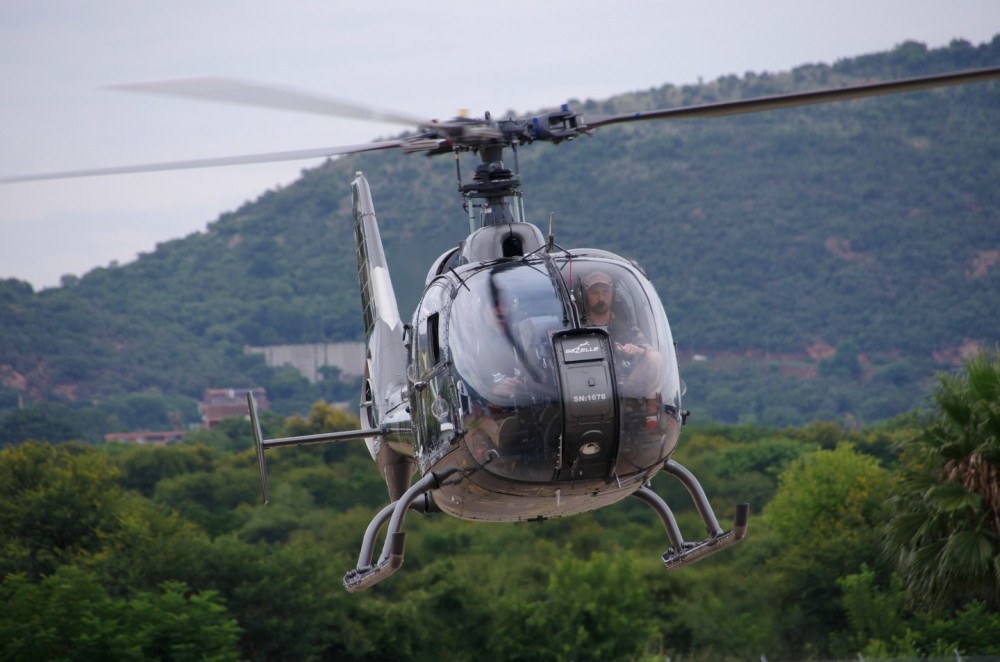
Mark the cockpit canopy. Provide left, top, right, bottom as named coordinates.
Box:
left=449, top=254, right=679, bottom=402
left=412, top=250, right=682, bottom=483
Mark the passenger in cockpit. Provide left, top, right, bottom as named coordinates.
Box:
left=478, top=296, right=524, bottom=400
left=582, top=270, right=663, bottom=427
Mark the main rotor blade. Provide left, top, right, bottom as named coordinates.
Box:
left=0, top=140, right=402, bottom=184
left=581, top=65, right=1000, bottom=129
left=110, top=77, right=431, bottom=128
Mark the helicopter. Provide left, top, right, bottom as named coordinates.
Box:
left=4, top=65, right=999, bottom=592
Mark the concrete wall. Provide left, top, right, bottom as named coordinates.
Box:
left=244, top=342, right=366, bottom=383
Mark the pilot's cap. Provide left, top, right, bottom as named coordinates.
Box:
left=582, top=271, right=613, bottom=290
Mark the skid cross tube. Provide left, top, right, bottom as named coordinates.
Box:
left=632, top=485, right=685, bottom=551
left=635, top=458, right=750, bottom=569
left=353, top=494, right=438, bottom=571
left=344, top=468, right=462, bottom=592
left=663, top=459, right=725, bottom=537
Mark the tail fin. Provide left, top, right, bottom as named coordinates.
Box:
left=352, top=172, right=415, bottom=499
left=354, top=172, right=403, bottom=348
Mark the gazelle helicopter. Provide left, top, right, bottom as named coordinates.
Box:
left=4, top=65, right=999, bottom=592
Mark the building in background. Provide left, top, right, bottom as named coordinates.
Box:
left=244, top=343, right=365, bottom=384
left=201, top=387, right=269, bottom=428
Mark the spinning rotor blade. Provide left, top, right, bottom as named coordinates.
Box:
left=5, top=65, right=999, bottom=186
left=581, top=66, right=1000, bottom=129
left=110, top=77, right=431, bottom=128
left=0, top=140, right=402, bottom=184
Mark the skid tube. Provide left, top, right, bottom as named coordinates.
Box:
left=633, top=459, right=750, bottom=569
left=343, top=468, right=461, bottom=592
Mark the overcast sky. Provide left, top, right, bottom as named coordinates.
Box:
left=1, top=1, right=998, bottom=290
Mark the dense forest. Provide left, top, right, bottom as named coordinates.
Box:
left=2, top=353, right=999, bottom=660
left=1, top=37, right=998, bottom=438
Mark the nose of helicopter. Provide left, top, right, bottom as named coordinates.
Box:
left=553, top=332, right=617, bottom=480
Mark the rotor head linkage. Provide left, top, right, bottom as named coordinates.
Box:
left=459, top=160, right=523, bottom=227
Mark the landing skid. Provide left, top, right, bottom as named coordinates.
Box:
left=344, top=458, right=747, bottom=591
left=343, top=468, right=461, bottom=592
left=634, top=459, right=750, bottom=569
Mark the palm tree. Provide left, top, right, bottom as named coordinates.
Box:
left=885, top=351, right=1000, bottom=610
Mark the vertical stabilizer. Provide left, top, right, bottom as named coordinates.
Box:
left=352, top=172, right=415, bottom=499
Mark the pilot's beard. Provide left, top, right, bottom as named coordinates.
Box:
left=590, top=301, right=609, bottom=316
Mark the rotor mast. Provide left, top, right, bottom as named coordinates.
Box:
left=460, top=149, right=523, bottom=227
left=450, top=111, right=522, bottom=228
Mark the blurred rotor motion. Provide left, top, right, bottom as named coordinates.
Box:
left=4, top=66, right=998, bottom=184
left=108, top=76, right=432, bottom=127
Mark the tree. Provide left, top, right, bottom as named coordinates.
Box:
left=0, top=406, right=82, bottom=446
left=885, top=351, right=1000, bottom=610
left=123, top=580, right=242, bottom=661
left=485, top=550, right=656, bottom=661
left=0, top=441, right=207, bottom=593
left=0, top=566, right=241, bottom=661
left=836, top=565, right=912, bottom=656
left=0, top=442, right=122, bottom=579
left=762, top=443, right=892, bottom=657
left=283, top=400, right=361, bottom=436
left=113, top=443, right=219, bottom=496
left=100, top=391, right=200, bottom=431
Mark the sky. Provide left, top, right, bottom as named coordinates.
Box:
left=1, top=1, right=998, bottom=290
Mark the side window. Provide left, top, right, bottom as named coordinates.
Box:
left=427, top=312, right=441, bottom=366
left=415, top=314, right=430, bottom=376
left=413, top=283, right=449, bottom=378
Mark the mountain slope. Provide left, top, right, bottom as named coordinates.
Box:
left=2, top=37, right=998, bottom=426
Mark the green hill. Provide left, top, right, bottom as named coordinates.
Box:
left=1, top=37, right=998, bottom=432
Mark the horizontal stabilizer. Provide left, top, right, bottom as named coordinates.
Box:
left=247, top=392, right=381, bottom=505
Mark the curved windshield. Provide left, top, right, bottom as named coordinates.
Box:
left=558, top=256, right=683, bottom=473
left=558, top=257, right=680, bottom=402
left=449, top=255, right=683, bottom=482
left=450, top=261, right=569, bottom=480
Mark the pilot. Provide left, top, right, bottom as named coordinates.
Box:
left=582, top=270, right=663, bottom=427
